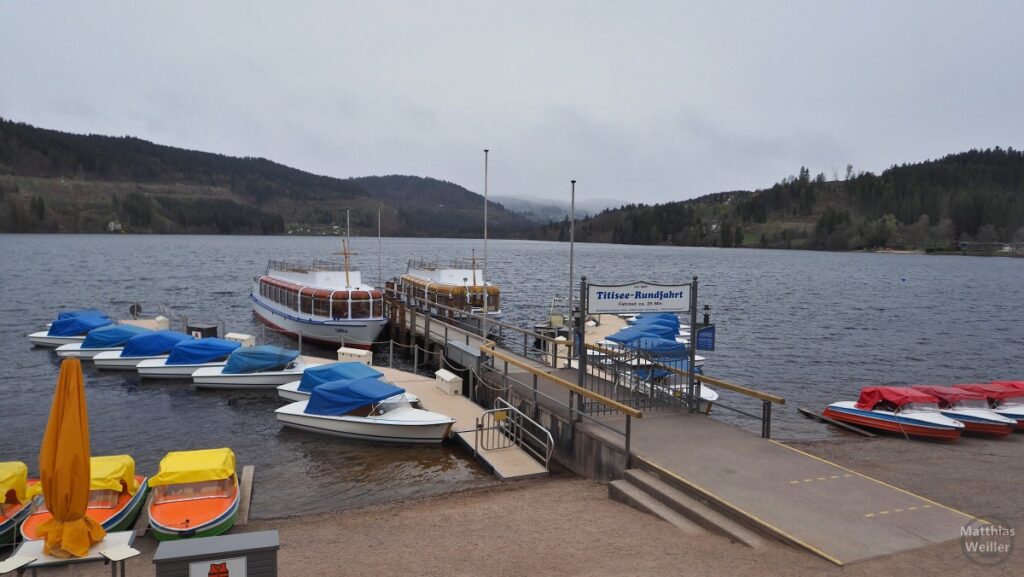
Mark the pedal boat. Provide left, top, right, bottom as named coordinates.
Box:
left=93, top=330, right=195, bottom=370
left=277, top=361, right=384, bottom=402
left=1, top=462, right=35, bottom=545
left=953, top=383, right=1024, bottom=429
left=276, top=377, right=455, bottom=444
left=193, top=345, right=319, bottom=389
left=823, top=387, right=964, bottom=441
left=911, top=385, right=1016, bottom=437
left=137, top=337, right=241, bottom=379
left=28, top=310, right=112, bottom=348
left=148, top=448, right=240, bottom=541
left=20, top=455, right=148, bottom=539
left=55, top=324, right=151, bottom=359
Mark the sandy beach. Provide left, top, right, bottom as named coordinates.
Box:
left=38, top=431, right=1020, bottom=577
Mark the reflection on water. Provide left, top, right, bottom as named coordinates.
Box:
left=2, top=234, right=1022, bottom=517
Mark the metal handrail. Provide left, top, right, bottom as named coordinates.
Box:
left=473, top=398, right=554, bottom=468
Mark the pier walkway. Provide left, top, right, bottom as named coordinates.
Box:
left=387, top=302, right=976, bottom=564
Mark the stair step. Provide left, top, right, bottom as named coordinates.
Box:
left=609, top=480, right=706, bottom=535
left=623, top=469, right=764, bottom=548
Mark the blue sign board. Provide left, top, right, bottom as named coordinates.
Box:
left=695, top=325, right=716, bottom=351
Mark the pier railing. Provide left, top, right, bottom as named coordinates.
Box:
left=474, top=398, right=555, bottom=469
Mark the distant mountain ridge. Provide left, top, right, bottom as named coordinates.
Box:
left=0, top=118, right=533, bottom=236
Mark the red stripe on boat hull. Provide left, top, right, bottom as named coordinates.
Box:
left=822, top=407, right=961, bottom=441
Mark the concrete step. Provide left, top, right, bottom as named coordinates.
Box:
left=608, top=479, right=706, bottom=535
left=631, top=455, right=780, bottom=547
left=623, top=469, right=764, bottom=548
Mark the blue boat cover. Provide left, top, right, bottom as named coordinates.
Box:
left=223, top=345, right=298, bottom=374
left=305, top=377, right=405, bottom=416
left=165, top=337, right=240, bottom=365
left=47, top=313, right=112, bottom=336
left=121, top=331, right=195, bottom=358
left=297, top=362, right=385, bottom=393
left=607, top=326, right=672, bottom=344
left=626, top=336, right=687, bottom=358
left=632, top=312, right=680, bottom=323
left=633, top=365, right=702, bottom=380
left=81, top=324, right=150, bottom=349
left=56, top=309, right=107, bottom=320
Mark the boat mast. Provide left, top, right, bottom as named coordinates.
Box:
left=471, top=249, right=477, bottom=286
left=335, top=238, right=354, bottom=288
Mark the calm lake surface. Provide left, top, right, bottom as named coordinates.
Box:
left=2, top=234, right=1022, bottom=517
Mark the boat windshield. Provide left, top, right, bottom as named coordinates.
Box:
left=1002, top=395, right=1024, bottom=406
left=87, top=489, right=120, bottom=509
left=955, top=398, right=990, bottom=409
left=153, top=478, right=233, bottom=504
left=373, top=396, right=413, bottom=416
left=901, top=402, right=940, bottom=412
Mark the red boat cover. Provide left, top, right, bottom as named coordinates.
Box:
left=911, top=385, right=987, bottom=406
left=855, top=387, right=939, bottom=410
left=992, top=381, right=1024, bottom=391
left=953, top=383, right=1022, bottom=400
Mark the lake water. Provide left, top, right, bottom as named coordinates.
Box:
left=2, top=234, right=1022, bottom=517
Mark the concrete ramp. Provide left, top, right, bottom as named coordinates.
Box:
left=619, top=413, right=975, bottom=565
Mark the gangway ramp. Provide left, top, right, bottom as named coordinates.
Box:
left=382, top=368, right=549, bottom=481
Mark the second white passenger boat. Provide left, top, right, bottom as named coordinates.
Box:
left=275, top=377, right=455, bottom=444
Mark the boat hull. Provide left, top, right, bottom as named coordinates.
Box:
left=823, top=404, right=962, bottom=441
left=276, top=402, right=453, bottom=444
left=55, top=343, right=123, bottom=359
left=251, top=295, right=386, bottom=349
left=21, top=478, right=149, bottom=540
left=0, top=502, right=32, bottom=545
left=27, top=332, right=85, bottom=348
left=93, top=351, right=168, bottom=370
left=939, top=410, right=1015, bottom=438
left=137, top=359, right=226, bottom=379
left=192, top=365, right=316, bottom=389
left=277, top=381, right=306, bottom=402
left=149, top=490, right=240, bottom=541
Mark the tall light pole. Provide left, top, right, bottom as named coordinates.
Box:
left=482, top=149, right=490, bottom=338
left=569, top=180, right=576, bottom=325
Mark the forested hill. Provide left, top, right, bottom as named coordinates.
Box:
left=0, top=118, right=533, bottom=236
left=530, top=149, right=1024, bottom=251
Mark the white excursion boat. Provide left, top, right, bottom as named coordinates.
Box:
left=388, top=255, right=502, bottom=321
left=192, top=345, right=319, bottom=389
left=277, top=361, right=385, bottom=402
left=93, top=330, right=196, bottom=370
left=137, top=338, right=241, bottom=379
left=28, top=310, right=112, bottom=348
left=55, top=324, right=151, bottom=359
left=275, top=377, right=455, bottom=444
left=250, top=241, right=387, bottom=349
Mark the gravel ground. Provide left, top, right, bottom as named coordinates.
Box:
left=29, top=433, right=1023, bottom=576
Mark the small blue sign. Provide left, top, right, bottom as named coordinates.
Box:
left=696, top=325, right=716, bottom=351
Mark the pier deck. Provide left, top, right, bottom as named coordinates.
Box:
left=599, top=411, right=974, bottom=565
left=379, top=367, right=549, bottom=481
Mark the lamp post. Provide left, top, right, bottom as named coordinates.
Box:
left=569, top=179, right=576, bottom=326
left=482, top=149, right=489, bottom=338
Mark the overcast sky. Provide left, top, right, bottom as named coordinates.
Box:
left=2, top=1, right=1022, bottom=205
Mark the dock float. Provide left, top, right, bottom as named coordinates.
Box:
left=378, top=367, right=548, bottom=481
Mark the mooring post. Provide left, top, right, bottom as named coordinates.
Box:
left=389, top=340, right=394, bottom=368
left=576, top=276, right=588, bottom=422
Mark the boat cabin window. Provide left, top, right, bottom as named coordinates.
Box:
left=372, top=298, right=383, bottom=318
left=87, top=489, right=120, bottom=510
left=351, top=296, right=370, bottom=319
left=313, top=297, right=330, bottom=317
left=300, top=294, right=313, bottom=315
left=956, top=398, right=989, bottom=409
left=902, top=402, right=940, bottom=412
left=331, top=298, right=348, bottom=319
left=153, top=478, right=234, bottom=504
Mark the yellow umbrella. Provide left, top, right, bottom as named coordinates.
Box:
left=36, top=358, right=106, bottom=558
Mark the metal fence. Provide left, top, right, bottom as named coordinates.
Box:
left=472, top=397, right=554, bottom=468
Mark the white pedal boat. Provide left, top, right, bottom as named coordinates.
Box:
left=137, top=337, right=241, bottom=379
left=55, top=324, right=151, bottom=359
left=193, top=345, right=317, bottom=389
left=275, top=378, right=454, bottom=444
left=277, top=361, right=385, bottom=402
left=28, top=310, right=112, bottom=348
left=93, top=330, right=196, bottom=370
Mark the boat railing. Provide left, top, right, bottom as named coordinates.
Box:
left=265, top=259, right=345, bottom=274
left=406, top=257, right=482, bottom=271
left=473, top=397, right=555, bottom=469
